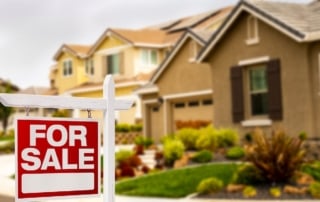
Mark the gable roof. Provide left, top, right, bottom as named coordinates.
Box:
left=53, top=44, right=91, bottom=61
left=149, top=29, right=212, bottom=85
left=198, top=0, right=320, bottom=61
left=88, top=28, right=177, bottom=55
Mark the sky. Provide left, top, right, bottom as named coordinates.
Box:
left=0, top=0, right=313, bottom=89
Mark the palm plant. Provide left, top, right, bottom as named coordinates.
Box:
left=245, top=129, right=305, bottom=183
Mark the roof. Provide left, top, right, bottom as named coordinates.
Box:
left=53, top=44, right=92, bottom=61
left=17, top=86, right=56, bottom=95
left=66, top=72, right=153, bottom=95
left=198, top=0, right=320, bottom=61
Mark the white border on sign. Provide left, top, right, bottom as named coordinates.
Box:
left=15, top=116, right=101, bottom=202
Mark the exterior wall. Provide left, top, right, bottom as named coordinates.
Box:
left=157, top=38, right=212, bottom=95
left=55, top=52, right=88, bottom=94
left=308, top=42, right=320, bottom=138
left=206, top=12, right=316, bottom=137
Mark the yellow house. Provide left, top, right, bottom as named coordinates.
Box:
left=65, top=28, right=179, bottom=123
left=52, top=44, right=91, bottom=94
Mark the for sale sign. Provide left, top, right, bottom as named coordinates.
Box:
left=15, top=117, right=100, bottom=200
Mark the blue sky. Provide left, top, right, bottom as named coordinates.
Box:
left=0, top=0, right=312, bottom=89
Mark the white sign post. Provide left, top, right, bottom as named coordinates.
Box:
left=0, top=75, right=133, bottom=202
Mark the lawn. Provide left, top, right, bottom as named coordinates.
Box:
left=115, top=163, right=239, bottom=198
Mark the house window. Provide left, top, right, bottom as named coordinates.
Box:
left=249, top=67, right=268, bottom=116
left=141, top=49, right=158, bottom=67
left=85, top=59, right=94, bottom=75
left=246, top=16, right=259, bottom=45
left=63, top=60, right=72, bottom=76
left=230, top=59, right=282, bottom=123
left=107, top=54, right=120, bottom=74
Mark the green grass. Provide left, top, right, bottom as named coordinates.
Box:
left=116, top=163, right=239, bottom=198
left=0, top=135, right=14, bottom=141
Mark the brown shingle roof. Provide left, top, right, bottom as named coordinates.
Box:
left=244, top=0, right=320, bottom=40
left=53, top=44, right=92, bottom=60
left=111, top=28, right=170, bottom=45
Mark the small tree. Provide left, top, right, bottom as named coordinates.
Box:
left=0, top=82, right=19, bottom=134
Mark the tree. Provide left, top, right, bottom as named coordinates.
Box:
left=0, top=80, right=19, bottom=134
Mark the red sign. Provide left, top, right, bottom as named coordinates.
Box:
left=16, top=117, right=100, bottom=200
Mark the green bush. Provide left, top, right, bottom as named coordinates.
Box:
left=163, top=139, right=185, bottom=166
left=301, top=161, right=320, bottom=181
left=216, top=128, right=239, bottom=147
left=197, top=177, right=223, bottom=195
left=309, top=181, right=320, bottom=199
left=231, top=163, right=266, bottom=185
left=176, top=128, right=200, bottom=150
left=226, top=146, right=245, bottom=160
left=243, top=186, right=257, bottom=198
left=191, top=150, right=213, bottom=163
left=130, top=124, right=143, bottom=132
left=196, top=125, right=218, bottom=151
left=115, top=124, right=131, bottom=133
left=115, top=150, right=134, bottom=165
left=134, top=136, right=154, bottom=148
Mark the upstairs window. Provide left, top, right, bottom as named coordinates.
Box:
left=63, top=60, right=72, bottom=76
left=246, top=16, right=259, bottom=45
left=85, top=59, right=94, bottom=75
left=249, top=67, right=268, bottom=116
left=141, top=49, right=158, bottom=67
left=107, top=54, right=120, bottom=74
left=230, top=59, right=282, bottom=123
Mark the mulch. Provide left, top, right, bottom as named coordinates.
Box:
left=194, top=184, right=315, bottom=200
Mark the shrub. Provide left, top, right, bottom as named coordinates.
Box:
left=163, top=139, right=185, bottom=166
left=115, top=124, right=131, bottom=133
left=175, top=120, right=211, bottom=130
left=115, top=150, right=134, bottom=166
left=191, top=150, right=213, bottom=163
left=231, top=163, right=266, bottom=185
left=309, top=181, right=320, bottom=199
left=245, top=129, right=306, bottom=183
left=243, top=186, right=257, bottom=198
left=196, top=125, right=218, bottom=151
left=176, top=128, right=200, bottom=150
left=216, top=128, right=239, bottom=147
left=197, top=177, right=223, bottom=195
left=226, top=146, right=245, bottom=160
left=269, top=187, right=281, bottom=198
left=301, top=161, right=320, bottom=181
left=134, top=136, right=154, bottom=148
left=130, top=124, right=143, bottom=132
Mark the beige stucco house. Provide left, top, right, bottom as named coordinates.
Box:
left=137, top=30, right=214, bottom=142
left=198, top=0, right=320, bottom=138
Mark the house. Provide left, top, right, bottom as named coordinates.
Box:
left=198, top=0, right=320, bottom=138
left=136, top=30, right=213, bottom=142
left=49, top=6, right=232, bottom=125
left=136, top=7, right=232, bottom=142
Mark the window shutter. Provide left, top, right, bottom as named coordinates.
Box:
left=230, top=66, right=244, bottom=123
left=267, top=59, right=283, bottom=120
left=119, top=52, right=125, bottom=74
